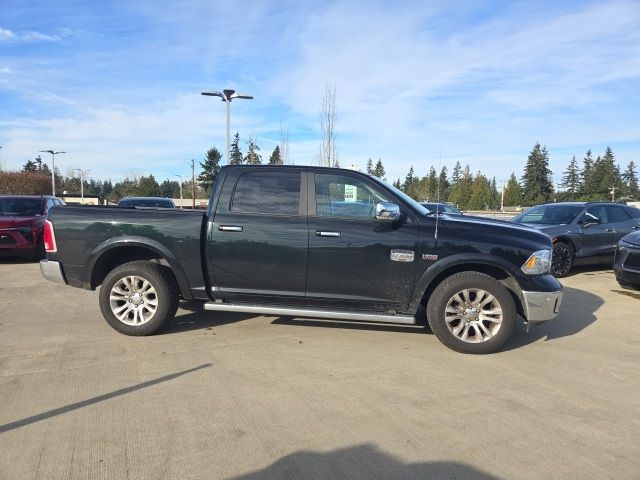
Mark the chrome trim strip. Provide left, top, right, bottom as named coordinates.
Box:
left=203, top=303, right=416, bottom=324
left=39, top=260, right=67, bottom=285
left=521, top=289, right=563, bottom=322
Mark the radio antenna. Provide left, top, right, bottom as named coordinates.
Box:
left=434, top=150, right=442, bottom=240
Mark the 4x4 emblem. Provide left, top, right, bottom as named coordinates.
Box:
left=390, top=250, right=415, bottom=262
left=422, top=254, right=438, bottom=261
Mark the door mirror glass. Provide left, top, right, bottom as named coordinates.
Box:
left=375, top=202, right=401, bottom=222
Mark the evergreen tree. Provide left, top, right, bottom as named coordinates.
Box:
left=427, top=166, right=438, bottom=201
left=403, top=166, right=418, bottom=199
left=622, top=161, right=639, bottom=199
left=159, top=179, right=180, bottom=199
left=373, top=159, right=386, bottom=180
left=243, top=136, right=262, bottom=165
left=503, top=172, right=522, bottom=207
left=392, top=178, right=401, bottom=189
left=451, top=161, right=462, bottom=185
left=468, top=172, right=492, bottom=210
left=448, top=164, right=472, bottom=209
left=198, top=147, right=222, bottom=191
left=560, top=155, right=580, bottom=198
left=137, top=175, right=161, bottom=197
left=366, top=158, right=374, bottom=175
left=100, top=180, right=113, bottom=200
left=21, top=160, right=38, bottom=173
left=268, top=145, right=283, bottom=165
left=229, top=132, right=243, bottom=165
left=580, top=149, right=596, bottom=198
left=592, top=146, right=621, bottom=200
left=438, top=166, right=450, bottom=201
left=489, top=177, right=499, bottom=210
left=521, top=143, right=554, bottom=205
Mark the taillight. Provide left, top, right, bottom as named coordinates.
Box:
left=43, top=220, right=57, bottom=253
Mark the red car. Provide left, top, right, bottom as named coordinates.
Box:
left=0, top=195, right=65, bottom=258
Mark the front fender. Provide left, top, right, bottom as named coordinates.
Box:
left=89, top=236, right=192, bottom=299
left=407, top=253, right=525, bottom=313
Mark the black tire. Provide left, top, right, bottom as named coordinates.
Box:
left=551, top=242, right=573, bottom=278
left=426, top=272, right=516, bottom=354
left=99, top=260, right=179, bottom=336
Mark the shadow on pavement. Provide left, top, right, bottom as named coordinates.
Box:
left=0, top=254, right=37, bottom=264
left=503, top=285, right=602, bottom=351
left=229, top=444, right=500, bottom=480
left=163, top=302, right=256, bottom=334
left=0, top=363, right=211, bottom=434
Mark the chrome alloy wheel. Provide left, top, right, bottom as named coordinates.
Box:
left=444, top=289, right=503, bottom=343
left=109, top=275, right=158, bottom=325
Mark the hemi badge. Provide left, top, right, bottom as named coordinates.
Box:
left=390, top=249, right=415, bottom=262
left=422, top=254, right=438, bottom=261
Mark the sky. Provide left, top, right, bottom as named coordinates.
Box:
left=0, top=0, right=639, bottom=186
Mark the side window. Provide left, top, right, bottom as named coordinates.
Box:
left=581, top=205, right=607, bottom=224
left=625, top=206, right=640, bottom=219
left=315, top=174, right=388, bottom=219
left=231, top=171, right=300, bottom=215
left=45, top=199, right=55, bottom=213
left=606, top=206, right=630, bottom=223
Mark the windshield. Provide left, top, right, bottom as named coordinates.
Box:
left=0, top=198, right=43, bottom=216
left=512, top=204, right=583, bottom=225
left=372, top=177, right=430, bottom=215
left=118, top=198, right=174, bottom=208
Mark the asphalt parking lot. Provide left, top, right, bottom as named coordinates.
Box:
left=1, top=260, right=639, bottom=479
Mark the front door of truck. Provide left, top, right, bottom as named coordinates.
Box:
left=306, top=172, right=420, bottom=312
left=210, top=169, right=308, bottom=303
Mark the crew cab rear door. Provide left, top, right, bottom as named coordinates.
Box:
left=209, top=168, right=308, bottom=303
left=306, top=171, right=420, bottom=312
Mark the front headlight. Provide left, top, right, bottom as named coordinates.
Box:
left=521, top=249, right=551, bottom=275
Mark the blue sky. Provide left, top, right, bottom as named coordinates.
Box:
left=1, top=0, right=639, bottom=185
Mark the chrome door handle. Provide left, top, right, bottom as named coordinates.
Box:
left=633, top=226, right=639, bottom=230
left=218, top=225, right=243, bottom=232
left=605, top=228, right=614, bottom=232
left=316, top=231, right=341, bottom=237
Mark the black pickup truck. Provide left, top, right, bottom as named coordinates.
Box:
left=40, top=165, right=562, bottom=354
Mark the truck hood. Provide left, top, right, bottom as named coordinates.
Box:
left=0, top=216, right=41, bottom=229
left=438, top=214, right=552, bottom=247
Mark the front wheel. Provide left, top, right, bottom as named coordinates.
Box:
left=427, top=272, right=516, bottom=354
left=551, top=242, right=573, bottom=277
left=99, top=261, right=179, bottom=335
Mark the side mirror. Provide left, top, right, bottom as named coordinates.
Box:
left=375, top=202, right=401, bottom=222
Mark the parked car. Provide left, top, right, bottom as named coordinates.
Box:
left=117, top=197, right=175, bottom=208
left=0, top=195, right=65, bottom=258
left=614, top=231, right=640, bottom=290
left=39, top=165, right=562, bottom=354
left=420, top=202, right=463, bottom=215
left=511, top=202, right=640, bottom=277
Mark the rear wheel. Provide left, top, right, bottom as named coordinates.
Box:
left=427, top=272, right=516, bottom=354
left=99, top=261, right=179, bottom=335
left=551, top=242, right=573, bottom=277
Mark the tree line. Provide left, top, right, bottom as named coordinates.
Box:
left=390, top=143, right=638, bottom=210
left=7, top=140, right=639, bottom=209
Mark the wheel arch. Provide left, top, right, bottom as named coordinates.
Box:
left=409, top=255, right=526, bottom=319
left=89, top=237, right=192, bottom=300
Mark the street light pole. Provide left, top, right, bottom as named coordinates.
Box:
left=201, top=89, right=254, bottom=164
left=40, top=150, right=66, bottom=196
left=74, top=169, right=90, bottom=204
left=175, top=175, right=183, bottom=209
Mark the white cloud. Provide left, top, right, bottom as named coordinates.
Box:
left=0, top=26, right=66, bottom=43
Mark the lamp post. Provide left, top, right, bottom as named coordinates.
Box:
left=74, top=168, right=90, bottom=204
left=40, top=150, right=65, bottom=196
left=201, top=89, right=254, bottom=164
left=175, top=175, right=183, bottom=209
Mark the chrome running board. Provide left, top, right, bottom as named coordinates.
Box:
left=203, top=303, right=416, bottom=325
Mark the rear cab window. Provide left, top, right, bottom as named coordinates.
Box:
left=231, top=171, right=301, bottom=215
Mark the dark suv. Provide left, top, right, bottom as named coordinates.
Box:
left=511, top=202, right=640, bottom=277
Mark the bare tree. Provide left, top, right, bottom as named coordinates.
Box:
left=319, top=83, right=338, bottom=167
left=279, top=122, right=290, bottom=165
